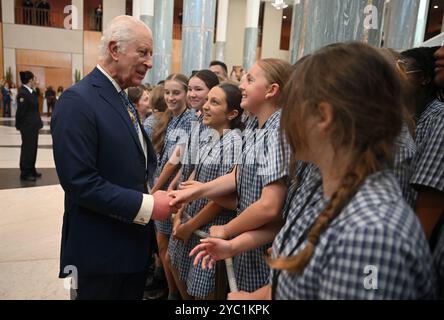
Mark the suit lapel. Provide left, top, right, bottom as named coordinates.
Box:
left=90, top=68, right=145, bottom=157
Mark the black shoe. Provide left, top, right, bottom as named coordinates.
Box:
left=144, top=288, right=169, bottom=300
left=20, top=175, right=36, bottom=182
left=143, top=271, right=169, bottom=300
left=145, top=276, right=167, bottom=292
left=33, top=172, right=42, bottom=178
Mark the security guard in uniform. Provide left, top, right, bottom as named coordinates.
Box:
left=15, top=71, right=43, bottom=181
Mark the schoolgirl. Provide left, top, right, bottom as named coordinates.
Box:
left=178, top=70, right=220, bottom=187
left=151, top=73, right=194, bottom=299
left=169, top=83, right=244, bottom=299
left=267, top=42, right=436, bottom=300
left=169, top=59, right=292, bottom=292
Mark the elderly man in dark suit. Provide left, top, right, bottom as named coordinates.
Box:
left=51, top=15, right=178, bottom=300
left=16, top=71, right=43, bottom=181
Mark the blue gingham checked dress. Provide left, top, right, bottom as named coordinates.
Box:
left=143, top=114, right=156, bottom=140
left=234, top=109, right=291, bottom=293
left=409, top=99, right=444, bottom=300
left=410, top=99, right=444, bottom=195
left=280, top=163, right=322, bottom=222
left=393, top=123, right=417, bottom=208
left=154, top=109, right=195, bottom=235
left=180, top=114, right=210, bottom=184
left=271, top=170, right=436, bottom=300
left=168, top=129, right=242, bottom=298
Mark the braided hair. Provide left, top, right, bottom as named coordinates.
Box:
left=271, top=42, right=403, bottom=274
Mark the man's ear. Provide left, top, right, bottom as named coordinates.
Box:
left=265, top=83, right=280, bottom=100
left=109, top=41, right=120, bottom=61
left=316, top=102, right=334, bottom=133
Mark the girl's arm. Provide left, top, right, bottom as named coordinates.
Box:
left=152, top=145, right=184, bottom=193
left=152, top=161, right=180, bottom=193
left=210, top=178, right=287, bottom=239
left=169, top=168, right=237, bottom=206
left=415, top=187, right=444, bottom=240
left=168, top=168, right=182, bottom=191
left=172, top=204, right=186, bottom=235
left=211, top=192, right=238, bottom=210
left=190, top=218, right=283, bottom=267
left=174, top=201, right=223, bottom=244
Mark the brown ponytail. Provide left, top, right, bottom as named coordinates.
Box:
left=152, top=109, right=172, bottom=154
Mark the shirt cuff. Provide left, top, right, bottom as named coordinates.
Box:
left=133, top=194, right=154, bottom=226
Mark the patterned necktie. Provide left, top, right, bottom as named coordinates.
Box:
left=119, top=90, right=140, bottom=134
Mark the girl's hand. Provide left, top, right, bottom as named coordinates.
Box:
left=189, top=238, right=234, bottom=269
left=168, top=187, right=198, bottom=207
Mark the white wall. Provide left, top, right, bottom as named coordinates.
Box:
left=3, top=48, right=16, bottom=83
left=224, top=0, right=247, bottom=72
left=103, top=0, right=127, bottom=29
left=3, top=24, right=83, bottom=53
left=261, top=2, right=289, bottom=61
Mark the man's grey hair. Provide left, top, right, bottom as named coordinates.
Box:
left=99, top=15, right=151, bottom=60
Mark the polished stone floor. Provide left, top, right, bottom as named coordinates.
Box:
left=0, top=116, right=69, bottom=300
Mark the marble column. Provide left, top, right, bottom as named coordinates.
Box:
left=383, top=0, right=421, bottom=51
left=215, top=0, right=230, bottom=62
left=133, top=0, right=155, bottom=84
left=181, top=0, right=217, bottom=77
left=151, top=0, right=174, bottom=85
left=243, top=0, right=260, bottom=72
left=290, top=0, right=386, bottom=63
left=133, top=0, right=155, bottom=29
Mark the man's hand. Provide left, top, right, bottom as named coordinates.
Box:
left=152, top=191, right=180, bottom=221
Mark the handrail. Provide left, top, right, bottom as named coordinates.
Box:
left=15, top=6, right=65, bottom=29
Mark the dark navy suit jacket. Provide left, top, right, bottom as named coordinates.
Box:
left=51, top=68, right=157, bottom=277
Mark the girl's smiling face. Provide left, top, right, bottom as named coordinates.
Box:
left=238, top=63, right=270, bottom=113
left=202, top=86, right=237, bottom=133
left=187, top=77, right=210, bottom=111
left=164, top=80, right=187, bottom=115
